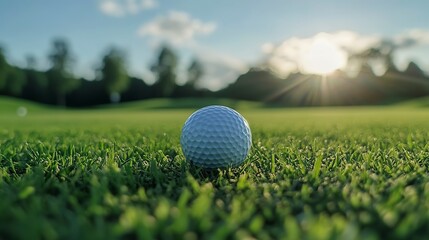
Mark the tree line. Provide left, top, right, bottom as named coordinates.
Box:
left=0, top=38, right=210, bottom=107
left=221, top=42, right=429, bottom=106
left=1, top=38, right=429, bottom=107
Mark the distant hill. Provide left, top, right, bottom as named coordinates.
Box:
left=396, top=96, right=429, bottom=107
left=0, top=96, right=50, bottom=114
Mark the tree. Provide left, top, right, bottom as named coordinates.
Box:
left=4, top=66, right=26, bottom=96
left=186, top=59, right=204, bottom=88
left=100, top=47, right=129, bottom=102
left=404, top=61, right=426, bottom=79
left=0, top=47, right=26, bottom=96
left=151, top=46, right=178, bottom=97
left=222, top=68, right=285, bottom=101
left=47, top=38, right=79, bottom=106
left=22, top=55, right=48, bottom=102
left=348, top=40, right=399, bottom=75
left=0, top=47, right=9, bottom=91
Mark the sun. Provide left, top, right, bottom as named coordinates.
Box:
left=299, top=38, right=347, bottom=75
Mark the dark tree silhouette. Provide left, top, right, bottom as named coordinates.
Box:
left=151, top=46, right=178, bottom=97
left=1, top=38, right=429, bottom=107
left=222, top=68, right=285, bottom=101
left=99, top=47, right=129, bottom=102
left=348, top=40, right=399, bottom=74
left=186, top=59, right=203, bottom=88
left=22, top=55, right=48, bottom=102
left=4, top=66, right=26, bottom=96
left=0, top=47, right=9, bottom=91
left=66, top=78, right=109, bottom=107
left=47, top=38, right=79, bottom=106
left=0, top=47, right=27, bottom=96
left=404, top=61, right=426, bottom=79
left=121, top=77, right=154, bottom=102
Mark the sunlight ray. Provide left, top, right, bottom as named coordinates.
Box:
left=263, top=74, right=313, bottom=103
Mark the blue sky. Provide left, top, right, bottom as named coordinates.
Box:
left=1, top=0, right=429, bottom=89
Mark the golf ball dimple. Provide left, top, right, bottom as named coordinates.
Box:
left=180, top=105, right=252, bottom=168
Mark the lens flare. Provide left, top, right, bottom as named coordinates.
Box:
left=300, top=38, right=347, bottom=75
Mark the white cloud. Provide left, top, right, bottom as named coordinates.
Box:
left=137, top=11, right=216, bottom=45
left=137, top=11, right=238, bottom=90
left=394, top=29, right=429, bottom=48
left=99, top=0, right=157, bottom=17
left=126, top=0, right=139, bottom=14
left=99, top=1, right=123, bottom=17
left=327, top=31, right=381, bottom=54
left=393, top=30, right=429, bottom=74
left=262, top=31, right=382, bottom=76
left=261, top=42, right=275, bottom=54
left=191, top=46, right=247, bottom=90
left=141, top=0, right=156, bottom=9
left=263, top=29, right=429, bottom=77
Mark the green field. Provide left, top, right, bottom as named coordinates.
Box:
left=1, top=97, right=429, bottom=239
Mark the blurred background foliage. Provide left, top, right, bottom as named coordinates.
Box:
left=0, top=38, right=428, bottom=107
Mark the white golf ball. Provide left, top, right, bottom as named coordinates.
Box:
left=180, top=105, right=252, bottom=168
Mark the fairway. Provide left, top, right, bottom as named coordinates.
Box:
left=1, top=98, right=429, bottom=239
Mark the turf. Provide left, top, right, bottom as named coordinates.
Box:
left=1, top=98, right=429, bottom=239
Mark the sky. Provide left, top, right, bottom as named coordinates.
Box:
left=1, top=0, right=429, bottom=90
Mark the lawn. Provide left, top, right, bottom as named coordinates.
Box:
left=1, top=97, right=429, bottom=239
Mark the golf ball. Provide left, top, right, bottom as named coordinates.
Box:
left=180, top=105, right=252, bottom=168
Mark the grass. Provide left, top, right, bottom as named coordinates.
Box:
left=396, top=95, right=429, bottom=108
left=1, top=97, right=429, bottom=239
